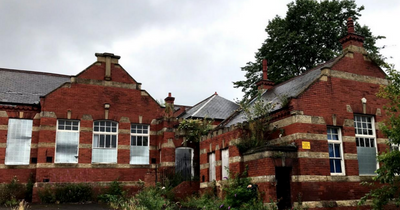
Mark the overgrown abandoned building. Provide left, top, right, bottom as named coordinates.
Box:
left=0, top=18, right=392, bottom=209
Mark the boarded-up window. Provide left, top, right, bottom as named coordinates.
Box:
left=354, top=115, right=377, bottom=175
left=92, top=121, right=118, bottom=163
left=208, top=153, right=216, bottom=181
left=221, top=149, right=229, bottom=179
left=55, top=120, right=79, bottom=163
left=130, top=124, right=149, bottom=164
left=5, top=119, right=32, bottom=165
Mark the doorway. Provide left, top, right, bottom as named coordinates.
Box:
left=275, top=167, right=292, bottom=209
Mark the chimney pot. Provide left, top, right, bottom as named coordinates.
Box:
left=262, top=59, right=268, bottom=80
left=347, top=17, right=355, bottom=34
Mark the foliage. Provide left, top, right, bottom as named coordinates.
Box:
left=233, top=0, right=385, bottom=100
left=177, top=118, right=213, bottom=143
left=0, top=176, right=26, bottom=206
left=222, top=168, right=270, bottom=210
left=182, top=167, right=273, bottom=209
left=109, top=186, right=176, bottom=210
left=10, top=200, right=29, bottom=210
left=37, top=185, right=56, bottom=204
left=38, top=183, right=93, bottom=203
left=54, top=183, right=93, bottom=203
left=98, top=180, right=126, bottom=203
left=360, top=65, right=400, bottom=209
left=181, top=191, right=222, bottom=210
left=24, top=174, right=34, bottom=202
left=235, top=91, right=276, bottom=153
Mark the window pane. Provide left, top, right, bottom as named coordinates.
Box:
left=334, top=144, right=340, bottom=158
left=330, top=159, right=335, bottom=173
left=143, top=137, right=148, bottom=146
left=106, top=135, right=111, bottom=147
left=334, top=160, right=342, bottom=173
left=131, top=136, right=136, bottom=146
left=112, top=136, right=117, bottom=148
left=328, top=144, right=334, bottom=157
left=137, top=136, right=143, bottom=146
left=100, top=135, right=105, bottom=147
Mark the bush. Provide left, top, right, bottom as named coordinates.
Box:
left=37, top=185, right=56, bottom=204
left=109, top=186, right=176, bottom=210
left=98, top=180, right=126, bottom=203
left=55, top=183, right=93, bottom=203
left=181, top=191, right=222, bottom=210
left=0, top=176, right=26, bottom=206
left=38, top=183, right=93, bottom=203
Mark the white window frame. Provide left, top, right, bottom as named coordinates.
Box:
left=130, top=124, right=150, bottom=165
left=208, top=153, right=216, bottom=182
left=354, top=115, right=379, bottom=175
left=55, top=120, right=80, bottom=163
left=92, top=120, right=118, bottom=163
left=327, top=127, right=345, bottom=175
left=221, top=149, right=229, bottom=179
left=5, top=119, right=33, bottom=165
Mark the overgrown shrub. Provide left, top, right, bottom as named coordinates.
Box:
left=109, top=186, right=176, bottom=210
left=55, top=183, right=93, bottom=203
left=98, top=180, right=126, bottom=203
left=222, top=169, right=260, bottom=209
left=0, top=176, right=26, bottom=206
left=181, top=191, right=222, bottom=210
left=38, top=183, right=93, bottom=203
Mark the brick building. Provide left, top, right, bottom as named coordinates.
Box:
left=0, top=17, right=392, bottom=209
left=199, top=18, right=390, bottom=209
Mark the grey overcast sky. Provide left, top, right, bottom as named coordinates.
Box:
left=0, top=0, right=399, bottom=106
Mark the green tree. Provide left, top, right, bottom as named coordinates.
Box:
left=233, top=0, right=385, bottom=100
left=359, top=65, right=400, bottom=209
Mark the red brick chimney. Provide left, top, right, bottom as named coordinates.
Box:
left=164, top=92, right=175, bottom=104
left=256, top=59, right=274, bottom=90
left=339, top=17, right=365, bottom=50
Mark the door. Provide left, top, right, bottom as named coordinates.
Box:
left=276, top=167, right=292, bottom=209
left=175, top=147, right=193, bottom=180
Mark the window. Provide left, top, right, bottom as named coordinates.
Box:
left=208, top=153, right=216, bottom=181
left=354, top=115, right=377, bottom=175
left=55, top=120, right=79, bottom=163
left=5, top=119, right=33, bottom=165
left=327, top=127, right=344, bottom=175
left=221, top=149, right=229, bottom=179
left=130, top=124, right=149, bottom=164
left=92, top=121, right=118, bottom=163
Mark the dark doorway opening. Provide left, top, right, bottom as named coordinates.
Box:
left=276, top=167, right=292, bottom=210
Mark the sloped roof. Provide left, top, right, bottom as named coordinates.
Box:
left=224, top=57, right=340, bottom=127
left=0, top=68, right=70, bottom=105
left=179, top=93, right=239, bottom=120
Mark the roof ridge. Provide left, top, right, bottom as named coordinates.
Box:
left=0, top=67, right=71, bottom=77
left=191, top=94, right=217, bottom=117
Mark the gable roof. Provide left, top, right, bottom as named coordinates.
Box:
left=0, top=68, right=70, bottom=105
left=224, top=57, right=340, bottom=127
left=179, top=93, right=239, bottom=120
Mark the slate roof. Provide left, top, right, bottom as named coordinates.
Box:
left=224, top=57, right=340, bottom=127
left=0, top=68, right=70, bottom=105
left=179, top=93, right=239, bottom=120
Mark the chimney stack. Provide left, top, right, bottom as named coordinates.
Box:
left=256, top=59, right=274, bottom=91
left=339, top=17, right=365, bottom=50
left=95, top=52, right=121, bottom=81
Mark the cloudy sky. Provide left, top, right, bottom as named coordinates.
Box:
left=0, top=0, right=399, bottom=106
